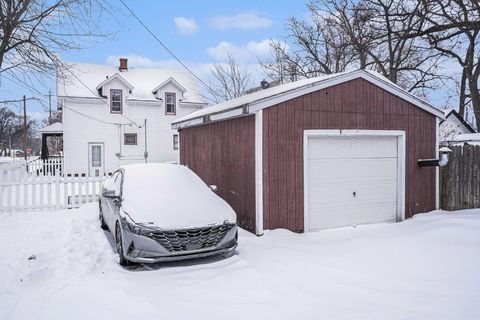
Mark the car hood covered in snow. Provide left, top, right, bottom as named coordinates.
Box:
left=120, top=163, right=236, bottom=229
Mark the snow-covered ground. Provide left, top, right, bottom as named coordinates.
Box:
left=1, top=204, right=479, bottom=320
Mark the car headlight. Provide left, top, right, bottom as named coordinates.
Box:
left=123, top=213, right=142, bottom=235
left=126, top=221, right=142, bottom=234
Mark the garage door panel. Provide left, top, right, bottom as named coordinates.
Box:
left=307, top=135, right=399, bottom=231
left=309, top=180, right=397, bottom=207
left=308, top=136, right=397, bottom=159
left=308, top=158, right=397, bottom=184
left=308, top=204, right=397, bottom=229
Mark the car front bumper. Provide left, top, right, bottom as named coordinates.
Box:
left=120, top=223, right=238, bottom=263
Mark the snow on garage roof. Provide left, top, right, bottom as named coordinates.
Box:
left=38, top=122, right=63, bottom=134
left=172, top=69, right=444, bottom=130
left=57, top=62, right=206, bottom=104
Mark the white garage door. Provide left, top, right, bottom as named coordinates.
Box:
left=306, top=135, right=400, bottom=231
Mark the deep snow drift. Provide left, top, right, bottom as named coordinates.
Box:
left=1, top=204, right=479, bottom=320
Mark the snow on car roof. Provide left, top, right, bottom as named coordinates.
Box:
left=119, top=163, right=235, bottom=228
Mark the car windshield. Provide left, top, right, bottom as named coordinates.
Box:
left=121, top=164, right=209, bottom=202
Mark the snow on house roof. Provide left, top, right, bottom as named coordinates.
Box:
left=450, top=133, right=480, bottom=145
left=57, top=62, right=206, bottom=104
left=38, top=122, right=63, bottom=134
left=172, top=69, right=444, bottom=130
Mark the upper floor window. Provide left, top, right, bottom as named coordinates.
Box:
left=165, top=92, right=176, bottom=115
left=110, top=89, right=122, bottom=113
left=124, top=133, right=137, bottom=145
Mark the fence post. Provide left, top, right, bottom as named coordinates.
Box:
left=55, top=176, right=61, bottom=210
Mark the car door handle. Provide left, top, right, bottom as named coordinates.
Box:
left=353, top=191, right=356, bottom=198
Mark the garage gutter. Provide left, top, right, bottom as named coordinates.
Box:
left=172, top=69, right=445, bottom=130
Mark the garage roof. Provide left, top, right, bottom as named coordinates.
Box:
left=172, top=69, right=444, bottom=130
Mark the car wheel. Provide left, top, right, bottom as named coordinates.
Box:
left=115, top=223, right=131, bottom=267
left=98, top=201, right=108, bottom=230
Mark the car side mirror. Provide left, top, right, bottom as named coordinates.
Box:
left=209, top=185, right=218, bottom=192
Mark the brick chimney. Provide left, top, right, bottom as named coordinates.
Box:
left=119, top=58, right=128, bottom=71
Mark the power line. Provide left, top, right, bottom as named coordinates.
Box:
left=0, top=97, right=40, bottom=104
left=55, top=59, right=143, bottom=128
left=61, top=104, right=129, bottom=126
left=3, top=72, right=139, bottom=128
left=119, top=0, right=214, bottom=95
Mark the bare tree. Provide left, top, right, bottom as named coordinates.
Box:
left=262, top=0, right=445, bottom=96
left=410, top=0, right=480, bottom=125
left=314, top=0, right=445, bottom=93
left=208, top=53, right=253, bottom=103
left=260, top=9, right=357, bottom=83
left=0, top=105, right=37, bottom=155
left=0, top=0, right=121, bottom=80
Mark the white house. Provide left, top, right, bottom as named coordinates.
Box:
left=53, top=58, right=206, bottom=177
left=440, top=108, right=476, bottom=142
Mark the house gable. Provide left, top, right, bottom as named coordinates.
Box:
left=152, top=77, right=187, bottom=95
left=440, top=109, right=476, bottom=141
left=96, top=73, right=135, bottom=97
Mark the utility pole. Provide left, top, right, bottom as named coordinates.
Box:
left=48, top=90, right=52, bottom=124
left=23, top=95, right=27, bottom=160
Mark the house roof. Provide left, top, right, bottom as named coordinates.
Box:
left=96, top=73, right=135, bottom=92
left=442, top=109, right=476, bottom=133
left=445, top=133, right=480, bottom=146
left=172, top=69, right=444, bottom=130
left=58, top=62, right=206, bottom=105
left=38, top=122, right=63, bottom=134
left=152, top=77, right=187, bottom=94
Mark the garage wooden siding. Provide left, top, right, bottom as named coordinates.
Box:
left=263, top=78, right=436, bottom=232
left=179, top=116, right=256, bottom=233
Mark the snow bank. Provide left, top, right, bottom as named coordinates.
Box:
left=1, top=205, right=479, bottom=319
left=120, top=163, right=236, bottom=228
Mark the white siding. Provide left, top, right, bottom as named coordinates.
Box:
left=440, top=115, right=473, bottom=142
left=62, top=81, right=200, bottom=176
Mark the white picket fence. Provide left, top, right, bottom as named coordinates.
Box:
left=0, top=176, right=106, bottom=212
left=26, top=157, right=63, bottom=176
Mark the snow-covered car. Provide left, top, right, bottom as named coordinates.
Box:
left=98, top=163, right=238, bottom=266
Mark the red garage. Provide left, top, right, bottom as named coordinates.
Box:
left=172, top=70, right=444, bottom=235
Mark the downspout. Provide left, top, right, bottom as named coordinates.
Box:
left=144, top=118, right=148, bottom=163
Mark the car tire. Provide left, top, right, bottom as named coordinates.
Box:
left=115, top=223, right=131, bottom=267
left=98, top=201, right=108, bottom=230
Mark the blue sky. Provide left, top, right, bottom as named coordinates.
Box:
left=0, top=0, right=459, bottom=124
left=0, top=0, right=307, bottom=121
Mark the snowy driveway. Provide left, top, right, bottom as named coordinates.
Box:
left=1, top=203, right=479, bottom=320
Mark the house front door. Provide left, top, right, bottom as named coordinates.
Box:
left=89, top=143, right=105, bottom=177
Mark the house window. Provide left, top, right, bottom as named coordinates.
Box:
left=91, top=145, right=102, bottom=167
left=173, top=134, right=179, bottom=150
left=124, top=133, right=137, bottom=145
left=110, top=89, right=122, bottom=113
left=165, top=92, right=176, bottom=115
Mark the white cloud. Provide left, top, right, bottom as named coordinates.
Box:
left=210, top=12, right=272, bottom=30
left=206, top=39, right=286, bottom=63
left=104, top=54, right=267, bottom=103
left=174, top=17, right=198, bottom=35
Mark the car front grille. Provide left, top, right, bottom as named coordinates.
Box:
left=147, top=223, right=235, bottom=253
